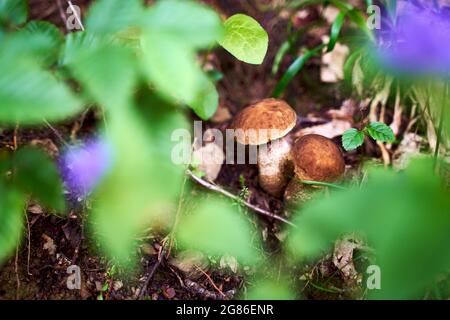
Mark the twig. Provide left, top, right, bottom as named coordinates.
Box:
left=56, top=0, right=68, bottom=31
left=195, top=266, right=226, bottom=298
left=138, top=245, right=165, bottom=300
left=44, top=120, right=70, bottom=147
left=13, top=124, right=19, bottom=150
left=25, top=213, right=32, bottom=276
left=186, top=169, right=296, bottom=227
left=166, top=166, right=189, bottom=259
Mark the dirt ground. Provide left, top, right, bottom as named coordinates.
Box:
left=0, top=0, right=375, bottom=300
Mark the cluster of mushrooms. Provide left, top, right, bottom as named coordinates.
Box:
left=230, top=98, right=345, bottom=207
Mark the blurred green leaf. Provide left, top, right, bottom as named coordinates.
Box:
left=189, top=75, right=219, bottom=120
left=287, top=158, right=450, bottom=299
left=0, top=0, right=27, bottom=26
left=69, top=45, right=137, bottom=110
left=0, top=58, right=83, bottom=125
left=60, top=31, right=101, bottom=66
left=13, top=147, right=65, bottom=212
left=0, top=147, right=12, bottom=175
left=145, top=0, right=223, bottom=49
left=219, top=14, right=268, bottom=65
left=0, top=183, right=24, bottom=264
left=92, top=102, right=188, bottom=264
left=366, top=122, right=395, bottom=143
left=141, top=33, right=199, bottom=105
left=141, top=33, right=218, bottom=119
left=342, top=128, right=365, bottom=151
left=19, top=21, right=64, bottom=66
left=246, top=280, right=295, bottom=300
left=177, top=198, right=260, bottom=263
left=85, top=0, right=143, bottom=36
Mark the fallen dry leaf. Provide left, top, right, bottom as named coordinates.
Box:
left=295, top=119, right=351, bottom=140
left=321, top=37, right=349, bottom=83
left=163, top=287, right=176, bottom=299
left=42, top=234, right=57, bottom=256
left=169, top=250, right=209, bottom=280
left=393, top=133, right=425, bottom=170
left=332, top=237, right=362, bottom=282
left=211, top=102, right=232, bottom=123
left=220, top=254, right=238, bottom=273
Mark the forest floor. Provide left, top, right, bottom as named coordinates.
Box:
left=0, top=0, right=386, bottom=300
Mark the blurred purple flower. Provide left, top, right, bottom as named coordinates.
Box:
left=60, top=137, right=113, bottom=199
left=375, top=0, right=450, bottom=76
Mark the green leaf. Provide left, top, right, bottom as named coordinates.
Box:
left=60, top=31, right=101, bottom=66
left=92, top=102, right=189, bottom=264
left=219, top=14, right=269, bottom=65
left=141, top=32, right=218, bottom=119
left=327, top=11, right=346, bottom=52
left=288, top=158, right=450, bottom=299
left=246, top=280, right=295, bottom=300
left=13, top=147, right=65, bottom=212
left=0, top=0, right=27, bottom=26
left=342, top=128, right=365, bottom=151
left=0, top=58, right=83, bottom=125
left=0, top=183, right=24, bottom=264
left=177, top=198, right=260, bottom=263
left=141, top=33, right=199, bottom=105
left=272, top=44, right=325, bottom=98
left=145, top=0, right=223, bottom=49
left=366, top=122, right=395, bottom=143
left=189, top=75, right=219, bottom=120
left=19, top=21, right=64, bottom=66
left=85, top=0, right=143, bottom=36
left=68, top=45, right=137, bottom=110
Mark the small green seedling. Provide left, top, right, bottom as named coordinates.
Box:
left=342, top=122, right=395, bottom=151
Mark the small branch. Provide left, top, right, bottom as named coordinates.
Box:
left=195, top=266, right=226, bottom=298
left=186, top=169, right=296, bottom=227
left=138, top=245, right=165, bottom=300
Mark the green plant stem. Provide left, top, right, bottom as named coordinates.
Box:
left=434, top=83, right=448, bottom=168
left=299, top=179, right=347, bottom=190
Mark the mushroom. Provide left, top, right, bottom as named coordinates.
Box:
left=231, top=98, right=297, bottom=196
left=284, top=134, right=345, bottom=207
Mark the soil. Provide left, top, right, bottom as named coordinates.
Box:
left=0, top=0, right=371, bottom=300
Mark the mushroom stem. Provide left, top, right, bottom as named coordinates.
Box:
left=257, top=135, right=293, bottom=197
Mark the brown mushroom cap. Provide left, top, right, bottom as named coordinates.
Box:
left=292, top=134, right=345, bottom=182
left=231, top=98, right=297, bottom=145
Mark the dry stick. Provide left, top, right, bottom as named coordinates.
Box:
left=186, top=169, right=296, bottom=227
left=56, top=0, right=68, bottom=30
left=138, top=245, right=166, bottom=300
left=25, top=213, right=32, bottom=276
left=44, top=120, right=70, bottom=147
left=194, top=265, right=226, bottom=298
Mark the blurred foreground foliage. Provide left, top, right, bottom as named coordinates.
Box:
left=0, top=0, right=449, bottom=301
left=0, top=0, right=268, bottom=267
left=288, top=158, right=450, bottom=299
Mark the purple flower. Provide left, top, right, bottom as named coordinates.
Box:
left=375, top=0, right=450, bottom=76
left=60, top=137, right=114, bottom=199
